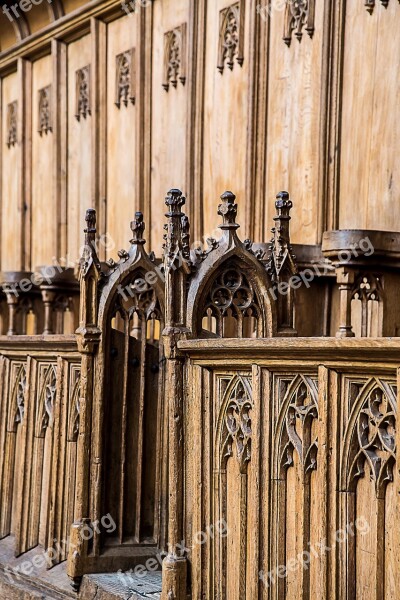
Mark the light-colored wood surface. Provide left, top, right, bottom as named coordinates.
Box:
left=0, top=1, right=399, bottom=267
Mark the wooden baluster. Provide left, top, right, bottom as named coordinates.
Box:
left=336, top=267, right=356, bottom=338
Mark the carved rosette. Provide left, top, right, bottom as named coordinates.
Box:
left=217, top=2, right=244, bottom=73
left=283, top=0, right=315, bottom=46
left=115, top=49, right=136, bottom=108
left=347, top=381, right=396, bottom=497
left=6, top=101, right=18, bottom=148
left=38, top=86, right=52, bottom=136
left=279, top=376, right=319, bottom=476
left=162, top=24, right=187, bottom=91
left=220, top=377, right=253, bottom=473
left=75, top=65, right=91, bottom=121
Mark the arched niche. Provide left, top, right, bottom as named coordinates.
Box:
left=0, top=14, right=18, bottom=50
left=186, top=193, right=277, bottom=338
left=94, top=214, right=167, bottom=549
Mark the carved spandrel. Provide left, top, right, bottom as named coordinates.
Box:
left=217, top=2, right=244, bottom=73
left=283, top=0, right=315, bottom=46
left=6, top=101, right=17, bottom=148
left=220, top=377, right=253, bottom=473
left=35, top=365, right=57, bottom=438
left=279, top=376, right=319, bottom=475
left=365, top=0, right=392, bottom=13
left=38, top=86, right=52, bottom=136
left=163, top=24, right=187, bottom=91
left=347, top=381, right=397, bottom=496
left=75, top=65, right=91, bottom=121
left=115, top=48, right=136, bottom=108
left=7, top=363, right=27, bottom=432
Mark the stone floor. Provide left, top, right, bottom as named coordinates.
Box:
left=0, top=536, right=161, bottom=600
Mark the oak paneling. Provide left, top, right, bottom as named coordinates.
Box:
left=151, top=0, right=189, bottom=254
left=264, top=2, right=326, bottom=244
left=339, top=0, right=400, bottom=231
left=67, top=35, right=92, bottom=262
left=106, top=16, right=137, bottom=258
left=31, top=54, right=55, bottom=268
left=202, top=0, right=250, bottom=241
left=1, top=72, right=20, bottom=271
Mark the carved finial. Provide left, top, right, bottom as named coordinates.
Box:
left=130, top=211, right=146, bottom=244
left=267, top=191, right=296, bottom=279
left=165, top=188, right=185, bottom=215
left=84, top=208, right=96, bottom=247
left=81, top=208, right=100, bottom=276
left=164, top=189, right=191, bottom=263
left=218, top=191, right=239, bottom=230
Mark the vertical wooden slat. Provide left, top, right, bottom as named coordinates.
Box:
left=13, top=358, right=32, bottom=555
left=18, top=58, right=32, bottom=271
left=136, top=5, right=152, bottom=245
left=52, top=40, right=67, bottom=262
left=91, top=18, right=107, bottom=259
left=119, top=314, right=131, bottom=543
left=135, top=315, right=147, bottom=541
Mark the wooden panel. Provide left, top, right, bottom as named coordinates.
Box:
left=0, top=14, right=16, bottom=51
left=202, top=0, right=250, bottom=241
left=1, top=72, right=20, bottom=271
left=106, top=16, right=137, bottom=258
left=67, top=35, right=92, bottom=260
left=31, top=54, right=54, bottom=268
left=151, top=0, right=189, bottom=254
left=25, top=4, right=51, bottom=33
left=339, top=1, right=400, bottom=231
left=264, top=2, right=326, bottom=244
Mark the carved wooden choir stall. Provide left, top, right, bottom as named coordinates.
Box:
left=1, top=189, right=398, bottom=600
